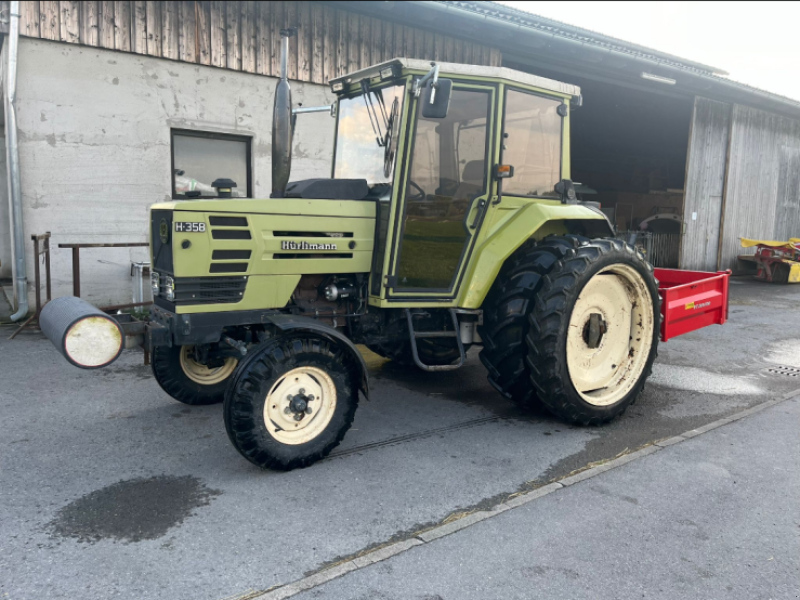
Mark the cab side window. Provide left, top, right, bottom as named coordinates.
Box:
left=502, top=90, right=562, bottom=198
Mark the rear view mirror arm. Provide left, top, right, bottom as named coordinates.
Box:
left=292, top=104, right=335, bottom=116
left=412, top=62, right=440, bottom=103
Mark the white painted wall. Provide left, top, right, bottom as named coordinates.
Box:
left=5, top=38, right=336, bottom=308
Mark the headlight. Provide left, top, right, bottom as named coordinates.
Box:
left=164, top=276, right=175, bottom=301
left=151, top=271, right=160, bottom=297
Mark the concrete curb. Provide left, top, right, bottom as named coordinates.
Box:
left=558, top=446, right=660, bottom=486
left=240, top=389, right=800, bottom=600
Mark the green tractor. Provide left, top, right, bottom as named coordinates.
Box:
left=48, top=31, right=666, bottom=470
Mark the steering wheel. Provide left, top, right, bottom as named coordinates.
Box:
left=406, top=179, right=426, bottom=201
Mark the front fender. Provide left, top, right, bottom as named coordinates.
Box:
left=265, top=314, right=370, bottom=400
left=458, top=201, right=613, bottom=309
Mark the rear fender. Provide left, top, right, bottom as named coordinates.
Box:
left=265, top=314, right=370, bottom=400
left=459, top=202, right=613, bottom=308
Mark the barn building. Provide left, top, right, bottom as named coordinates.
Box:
left=1, top=0, right=799, bottom=311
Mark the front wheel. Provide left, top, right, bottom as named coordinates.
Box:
left=151, top=345, right=238, bottom=405
left=223, top=335, right=359, bottom=470
left=526, top=239, right=661, bottom=425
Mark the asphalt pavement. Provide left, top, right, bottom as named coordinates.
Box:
left=0, top=278, right=799, bottom=599
left=293, top=396, right=800, bottom=600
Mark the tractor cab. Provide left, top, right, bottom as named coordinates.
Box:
left=305, top=58, right=585, bottom=301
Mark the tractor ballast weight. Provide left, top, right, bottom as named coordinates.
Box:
left=43, top=50, right=730, bottom=471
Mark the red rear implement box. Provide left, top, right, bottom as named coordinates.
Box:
left=654, top=268, right=731, bottom=342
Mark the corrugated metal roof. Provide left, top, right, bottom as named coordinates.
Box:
left=432, top=0, right=800, bottom=113
left=442, top=1, right=728, bottom=76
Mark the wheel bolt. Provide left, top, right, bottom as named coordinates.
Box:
left=287, top=394, right=293, bottom=401
left=284, top=407, right=291, bottom=414
left=307, top=394, right=315, bottom=401
left=293, top=413, right=303, bottom=421
left=299, top=388, right=305, bottom=395
left=305, top=406, right=312, bottom=414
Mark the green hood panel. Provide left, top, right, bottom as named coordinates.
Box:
left=151, top=198, right=376, bottom=313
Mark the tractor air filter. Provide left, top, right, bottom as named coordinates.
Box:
left=39, top=296, right=124, bottom=369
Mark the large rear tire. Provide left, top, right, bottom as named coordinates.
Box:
left=526, top=238, right=660, bottom=424
left=151, top=345, right=238, bottom=406
left=479, top=236, right=583, bottom=409
left=223, top=335, right=359, bottom=470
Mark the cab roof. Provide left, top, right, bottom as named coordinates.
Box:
left=329, top=58, right=581, bottom=99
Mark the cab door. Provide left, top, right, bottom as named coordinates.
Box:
left=386, top=83, right=496, bottom=299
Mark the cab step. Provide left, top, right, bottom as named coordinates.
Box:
left=404, top=308, right=466, bottom=372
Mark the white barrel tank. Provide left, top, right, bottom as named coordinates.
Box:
left=39, top=296, right=124, bottom=369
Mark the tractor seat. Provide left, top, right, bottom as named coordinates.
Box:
left=452, top=160, right=486, bottom=200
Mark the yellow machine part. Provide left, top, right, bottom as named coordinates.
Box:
left=787, top=261, right=800, bottom=283
left=740, top=237, right=800, bottom=249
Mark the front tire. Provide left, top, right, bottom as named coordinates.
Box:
left=527, top=238, right=660, bottom=425
left=151, top=345, right=238, bottom=405
left=223, top=335, right=359, bottom=470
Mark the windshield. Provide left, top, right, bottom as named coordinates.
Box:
left=333, top=82, right=405, bottom=187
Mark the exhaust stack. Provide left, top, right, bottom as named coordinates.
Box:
left=271, top=28, right=296, bottom=198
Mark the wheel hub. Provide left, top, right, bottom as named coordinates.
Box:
left=264, top=367, right=337, bottom=445
left=289, top=395, right=309, bottom=414
left=582, top=313, right=607, bottom=349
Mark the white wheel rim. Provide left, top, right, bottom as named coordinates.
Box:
left=179, top=346, right=238, bottom=385
left=566, top=263, right=655, bottom=407
left=263, top=366, right=337, bottom=445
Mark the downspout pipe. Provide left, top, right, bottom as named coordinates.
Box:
left=5, top=1, right=26, bottom=320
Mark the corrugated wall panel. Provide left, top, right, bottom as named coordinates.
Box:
left=774, top=145, right=800, bottom=242
left=16, top=0, right=502, bottom=83
left=719, top=105, right=800, bottom=269
left=680, top=97, right=731, bottom=271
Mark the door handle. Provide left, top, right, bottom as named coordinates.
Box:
left=463, top=197, right=487, bottom=232
left=470, top=199, right=487, bottom=229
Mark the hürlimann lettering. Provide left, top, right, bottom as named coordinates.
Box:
left=281, top=241, right=338, bottom=251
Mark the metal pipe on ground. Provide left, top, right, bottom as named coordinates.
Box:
left=5, top=1, right=27, bottom=321
left=39, top=296, right=124, bottom=369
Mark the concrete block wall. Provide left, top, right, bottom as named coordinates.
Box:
left=2, top=38, right=336, bottom=309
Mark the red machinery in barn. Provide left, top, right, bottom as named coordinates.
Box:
left=739, top=238, right=800, bottom=284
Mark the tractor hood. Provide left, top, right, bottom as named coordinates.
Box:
left=149, top=198, right=375, bottom=314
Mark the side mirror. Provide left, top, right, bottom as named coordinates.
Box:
left=421, top=79, right=452, bottom=119
left=555, top=179, right=577, bottom=204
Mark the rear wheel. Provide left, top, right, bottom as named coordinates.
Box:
left=526, top=239, right=660, bottom=424
left=151, top=345, right=238, bottom=405
left=479, top=236, right=582, bottom=409
left=223, top=335, right=359, bottom=470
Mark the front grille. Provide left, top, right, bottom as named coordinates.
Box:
left=273, top=231, right=354, bottom=238
left=209, top=263, right=248, bottom=273
left=212, top=229, right=251, bottom=240
left=157, top=275, right=247, bottom=305
left=212, top=250, right=252, bottom=260
left=209, top=216, right=248, bottom=227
